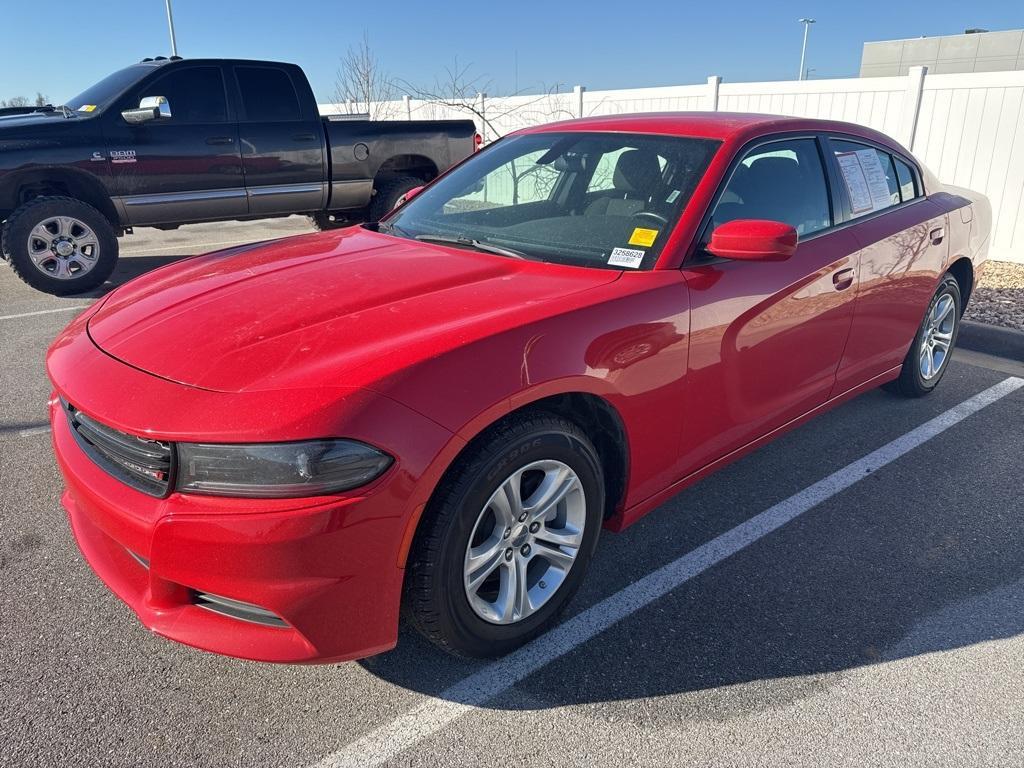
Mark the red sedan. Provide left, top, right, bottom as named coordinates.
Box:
left=47, top=113, right=989, bottom=662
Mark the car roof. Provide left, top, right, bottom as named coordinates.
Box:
left=519, top=111, right=907, bottom=153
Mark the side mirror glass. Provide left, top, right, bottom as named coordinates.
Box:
left=122, top=95, right=171, bottom=125
left=705, top=219, right=798, bottom=262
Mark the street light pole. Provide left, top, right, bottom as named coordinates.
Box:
left=165, top=0, right=179, bottom=57
left=798, top=18, right=815, bottom=81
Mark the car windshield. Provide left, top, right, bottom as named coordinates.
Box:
left=385, top=131, right=720, bottom=270
left=65, top=65, right=150, bottom=113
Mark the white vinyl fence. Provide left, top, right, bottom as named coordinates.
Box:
left=321, top=67, right=1024, bottom=264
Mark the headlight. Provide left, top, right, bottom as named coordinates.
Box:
left=175, top=440, right=393, bottom=498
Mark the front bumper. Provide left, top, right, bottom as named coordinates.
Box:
left=52, top=399, right=408, bottom=663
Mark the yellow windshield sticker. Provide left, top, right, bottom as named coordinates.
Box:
left=79, top=105, right=97, bottom=112
left=629, top=227, right=659, bottom=247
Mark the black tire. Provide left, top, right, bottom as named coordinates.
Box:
left=405, top=412, right=605, bottom=658
left=884, top=274, right=962, bottom=398
left=368, top=176, right=423, bottom=222
left=3, top=196, right=118, bottom=295
left=307, top=211, right=354, bottom=232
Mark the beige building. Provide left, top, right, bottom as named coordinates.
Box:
left=860, top=29, right=1024, bottom=77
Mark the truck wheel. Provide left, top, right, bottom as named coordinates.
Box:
left=3, top=196, right=118, bottom=295
left=368, top=176, right=423, bottom=222
left=308, top=212, right=354, bottom=232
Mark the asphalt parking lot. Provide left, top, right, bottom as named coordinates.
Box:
left=2, top=219, right=1023, bottom=768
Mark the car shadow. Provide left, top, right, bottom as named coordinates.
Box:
left=357, top=378, right=1024, bottom=711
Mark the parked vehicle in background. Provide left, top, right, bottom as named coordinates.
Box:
left=47, top=113, right=988, bottom=663
left=0, top=57, right=477, bottom=295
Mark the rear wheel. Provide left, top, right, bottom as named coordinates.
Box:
left=308, top=211, right=355, bottom=231
left=405, top=413, right=604, bottom=658
left=884, top=274, right=961, bottom=398
left=368, top=176, right=423, bottom=222
left=3, top=196, right=117, bottom=295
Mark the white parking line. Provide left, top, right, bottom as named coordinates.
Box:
left=17, top=426, right=51, bottom=438
left=0, top=306, right=88, bottom=321
left=312, top=376, right=1024, bottom=768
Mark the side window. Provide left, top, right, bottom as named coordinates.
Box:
left=831, top=139, right=900, bottom=217
left=235, top=67, right=302, bottom=122
left=710, top=138, right=831, bottom=237
left=140, top=66, right=227, bottom=123
left=893, top=156, right=919, bottom=202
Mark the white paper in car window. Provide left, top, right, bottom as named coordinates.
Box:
left=836, top=150, right=892, bottom=215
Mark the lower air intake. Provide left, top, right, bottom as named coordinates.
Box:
left=192, top=591, right=288, bottom=628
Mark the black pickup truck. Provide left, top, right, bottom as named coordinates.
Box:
left=0, top=57, right=477, bottom=294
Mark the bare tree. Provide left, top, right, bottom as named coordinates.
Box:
left=1, top=96, right=30, bottom=108
left=35, top=92, right=48, bottom=107
left=398, top=58, right=576, bottom=140
left=332, top=31, right=398, bottom=119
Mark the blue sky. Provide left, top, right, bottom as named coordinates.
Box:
left=2, top=1, right=1021, bottom=104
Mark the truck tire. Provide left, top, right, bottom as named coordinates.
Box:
left=308, top=212, right=354, bottom=232
left=368, top=176, right=423, bottom=222
left=3, top=196, right=118, bottom=295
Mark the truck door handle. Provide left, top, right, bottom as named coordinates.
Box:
left=929, top=227, right=945, bottom=245
left=292, top=133, right=318, bottom=142
left=205, top=136, right=234, bottom=145
left=832, top=268, right=856, bottom=290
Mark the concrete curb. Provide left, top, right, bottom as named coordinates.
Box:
left=958, top=320, right=1024, bottom=363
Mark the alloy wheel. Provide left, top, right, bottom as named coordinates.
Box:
left=919, top=292, right=956, bottom=381
left=26, top=216, right=100, bottom=279
left=463, top=459, right=587, bottom=625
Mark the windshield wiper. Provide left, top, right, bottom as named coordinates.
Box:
left=415, top=234, right=530, bottom=260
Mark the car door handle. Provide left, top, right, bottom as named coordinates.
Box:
left=930, top=227, right=945, bottom=245
left=832, top=268, right=856, bottom=290
left=292, top=133, right=318, bottom=142
left=205, top=136, right=235, bottom=145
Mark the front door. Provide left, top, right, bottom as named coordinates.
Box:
left=105, top=64, right=246, bottom=226
left=678, top=136, right=859, bottom=476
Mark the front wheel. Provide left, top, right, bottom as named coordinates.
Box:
left=405, top=413, right=605, bottom=658
left=884, top=274, right=961, bottom=398
left=3, top=196, right=118, bottom=295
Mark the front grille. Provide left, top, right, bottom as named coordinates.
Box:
left=63, top=400, right=173, bottom=497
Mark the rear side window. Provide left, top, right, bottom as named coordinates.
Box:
left=893, top=156, right=919, bottom=201
left=235, top=67, right=302, bottom=122
left=831, top=139, right=901, bottom=217
left=709, top=138, right=831, bottom=237
left=141, top=66, right=227, bottom=123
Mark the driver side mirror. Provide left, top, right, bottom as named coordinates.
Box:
left=122, top=95, right=171, bottom=125
left=705, top=219, right=798, bottom=262
left=393, top=185, right=425, bottom=209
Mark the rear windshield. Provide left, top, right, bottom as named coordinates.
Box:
left=385, top=132, right=720, bottom=270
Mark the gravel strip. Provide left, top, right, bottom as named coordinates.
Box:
left=965, top=260, right=1024, bottom=332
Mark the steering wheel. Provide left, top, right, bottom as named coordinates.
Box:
left=632, top=210, right=668, bottom=226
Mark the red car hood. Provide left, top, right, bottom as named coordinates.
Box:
left=87, top=228, right=620, bottom=393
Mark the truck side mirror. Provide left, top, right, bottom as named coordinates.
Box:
left=122, top=96, right=171, bottom=125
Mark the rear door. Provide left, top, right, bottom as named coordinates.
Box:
left=678, top=135, right=859, bottom=475
left=231, top=64, right=327, bottom=215
left=106, top=63, right=246, bottom=225
left=825, top=137, right=950, bottom=393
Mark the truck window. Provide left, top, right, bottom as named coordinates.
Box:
left=235, top=67, right=302, bottom=122
left=141, top=66, right=228, bottom=123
